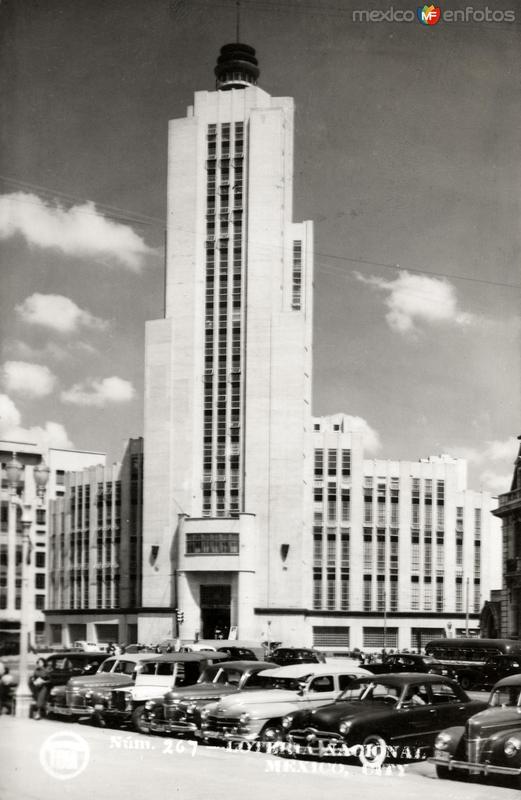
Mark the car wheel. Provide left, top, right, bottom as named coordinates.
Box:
left=357, top=734, right=388, bottom=768
left=260, top=721, right=284, bottom=743
left=131, top=705, right=150, bottom=734
left=459, top=676, right=473, bottom=691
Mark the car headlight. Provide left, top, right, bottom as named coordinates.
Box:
left=145, top=700, right=156, bottom=711
left=339, top=720, right=352, bottom=735
left=124, top=691, right=133, bottom=703
left=282, top=715, right=294, bottom=729
left=504, top=737, right=521, bottom=757
left=200, top=707, right=211, bottom=721
left=435, top=732, right=453, bottom=750
left=239, top=712, right=251, bottom=725
left=84, top=691, right=93, bottom=701
left=187, top=702, right=197, bottom=714
left=49, top=688, right=58, bottom=697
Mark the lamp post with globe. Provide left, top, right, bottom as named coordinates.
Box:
left=5, top=454, right=50, bottom=717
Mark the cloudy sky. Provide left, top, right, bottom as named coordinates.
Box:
left=0, top=0, right=519, bottom=494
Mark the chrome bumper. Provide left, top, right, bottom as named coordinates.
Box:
left=431, top=753, right=521, bottom=777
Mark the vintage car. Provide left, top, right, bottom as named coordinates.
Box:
left=452, top=654, right=521, bottom=692
left=144, top=659, right=275, bottom=736
left=431, top=675, right=521, bottom=786
left=283, top=673, right=488, bottom=767
left=268, top=648, right=325, bottom=667
left=46, top=653, right=151, bottom=719
left=364, top=653, right=454, bottom=678
left=98, top=652, right=228, bottom=732
left=35, top=651, right=106, bottom=695
left=198, top=663, right=372, bottom=743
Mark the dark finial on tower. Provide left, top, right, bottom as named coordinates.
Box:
left=215, top=2, right=259, bottom=91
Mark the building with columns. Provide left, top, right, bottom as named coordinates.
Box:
left=140, top=43, right=313, bottom=643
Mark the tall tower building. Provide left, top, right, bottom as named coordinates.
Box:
left=141, top=44, right=314, bottom=642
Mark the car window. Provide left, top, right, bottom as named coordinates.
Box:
left=402, top=684, right=429, bottom=706
left=490, top=687, right=521, bottom=707
left=157, top=662, right=175, bottom=676
left=100, top=659, right=116, bottom=673
left=309, top=675, right=334, bottom=693
left=53, top=658, right=72, bottom=670
left=222, top=669, right=242, bottom=686
left=243, top=671, right=267, bottom=688
left=429, top=683, right=461, bottom=704
left=114, top=660, right=136, bottom=675
left=338, top=674, right=361, bottom=691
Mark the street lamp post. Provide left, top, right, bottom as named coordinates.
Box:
left=6, top=455, right=50, bottom=717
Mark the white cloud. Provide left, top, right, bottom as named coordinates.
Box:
left=340, top=414, right=381, bottom=453
left=2, top=361, right=56, bottom=398
left=0, top=393, right=73, bottom=450
left=449, top=438, right=518, bottom=466
left=6, top=339, right=98, bottom=362
left=0, top=192, right=154, bottom=270
left=479, top=470, right=513, bottom=495
left=16, top=293, right=107, bottom=334
left=356, top=270, right=474, bottom=334
left=61, top=376, right=135, bottom=407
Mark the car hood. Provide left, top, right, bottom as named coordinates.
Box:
left=209, top=689, right=298, bottom=711
left=467, top=706, right=521, bottom=737
left=165, top=683, right=239, bottom=702
left=294, top=700, right=393, bottom=729
left=67, top=674, right=133, bottom=690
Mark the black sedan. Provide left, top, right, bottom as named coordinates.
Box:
left=283, top=673, right=487, bottom=767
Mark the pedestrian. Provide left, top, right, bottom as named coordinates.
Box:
left=107, top=642, right=116, bottom=656
left=0, top=667, right=14, bottom=714
left=29, top=657, right=50, bottom=719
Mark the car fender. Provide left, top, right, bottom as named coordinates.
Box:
left=436, top=725, right=465, bottom=757
left=487, top=726, right=521, bottom=766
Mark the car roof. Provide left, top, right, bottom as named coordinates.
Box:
left=258, top=663, right=372, bottom=678
left=211, top=660, right=273, bottom=670
left=352, top=672, right=452, bottom=685
left=102, top=653, right=152, bottom=664
left=141, top=652, right=229, bottom=664
left=272, top=647, right=317, bottom=653
left=46, top=651, right=106, bottom=659
left=494, top=675, right=521, bottom=688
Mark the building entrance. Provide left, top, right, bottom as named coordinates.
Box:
left=200, top=585, right=231, bottom=639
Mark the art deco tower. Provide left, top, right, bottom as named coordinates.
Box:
left=141, top=44, right=313, bottom=642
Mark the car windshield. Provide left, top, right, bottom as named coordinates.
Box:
left=339, top=680, right=401, bottom=702
left=99, top=660, right=116, bottom=673
left=489, top=686, right=521, bottom=707
left=256, top=674, right=311, bottom=691
left=198, top=665, right=222, bottom=683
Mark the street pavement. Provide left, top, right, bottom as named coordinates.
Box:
left=0, top=716, right=518, bottom=800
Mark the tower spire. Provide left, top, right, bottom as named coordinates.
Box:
left=236, top=0, right=240, bottom=42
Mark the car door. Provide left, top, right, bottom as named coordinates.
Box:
left=304, top=674, right=337, bottom=707
left=394, top=682, right=439, bottom=747
left=426, top=681, right=474, bottom=730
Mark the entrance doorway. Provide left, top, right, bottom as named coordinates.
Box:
left=200, top=585, right=231, bottom=639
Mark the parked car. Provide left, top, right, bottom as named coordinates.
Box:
left=216, top=647, right=258, bottom=661
left=72, top=641, right=109, bottom=653
left=364, top=653, right=454, bottom=678
left=268, top=648, right=324, bottom=667
left=33, top=651, right=106, bottom=716
left=431, top=674, right=521, bottom=786
left=46, top=653, right=151, bottom=719
left=283, top=673, right=488, bottom=767
left=98, top=652, right=228, bottom=733
left=452, top=654, right=521, bottom=691
left=198, top=663, right=372, bottom=744
left=144, top=660, right=275, bottom=736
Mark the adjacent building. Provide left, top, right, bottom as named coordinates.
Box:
left=45, top=438, right=143, bottom=648
left=485, top=436, right=521, bottom=638
left=307, top=415, right=501, bottom=652
left=0, top=440, right=105, bottom=649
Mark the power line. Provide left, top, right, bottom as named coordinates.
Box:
left=1, top=178, right=519, bottom=291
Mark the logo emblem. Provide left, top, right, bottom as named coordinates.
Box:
left=417, top=5, right=441, bottom=25
left=40, top=732, right=90, bottom=781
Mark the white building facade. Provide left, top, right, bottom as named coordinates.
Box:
left=0, top=440, right=105, bottom=649
left=305, top=415, right=502, bottom=652
left=141, top=44, right=313, bottom=643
